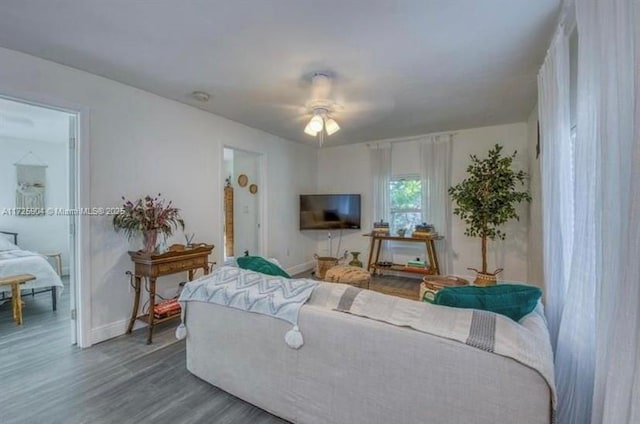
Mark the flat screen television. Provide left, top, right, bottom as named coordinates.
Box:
left=300, top=194, right=361, bottom=230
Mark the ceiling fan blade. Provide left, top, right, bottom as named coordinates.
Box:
left=266, top=103, right=307, bottom=113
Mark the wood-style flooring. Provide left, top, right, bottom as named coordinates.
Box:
left=298, top=268, right=422, bottom=300
left=0, top=271, right=421, bottom=424
left=0, top=279, right=288, bottom=424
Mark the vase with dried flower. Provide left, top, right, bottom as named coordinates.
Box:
left=113, top=194, right=185, bottom=253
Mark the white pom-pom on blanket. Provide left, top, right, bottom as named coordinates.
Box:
left=285, top=325, right=304, bottom=349
left=175, top=323, right=187, bottom=340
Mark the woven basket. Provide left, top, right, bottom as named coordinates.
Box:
left=472, top=269, right=503, bottom=286
left=314, top=255, right=339, bottom=280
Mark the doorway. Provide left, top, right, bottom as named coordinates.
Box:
left=0, top=96, right=79, bottom=344
left=222, top=147, right=263, bottom=260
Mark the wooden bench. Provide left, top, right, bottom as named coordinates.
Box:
left=0, top=274, right=36, bottom=325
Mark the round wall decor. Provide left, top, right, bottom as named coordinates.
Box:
left=249, top=184, right=258, bottom=194
left=237, top=174, right=248, bottom=187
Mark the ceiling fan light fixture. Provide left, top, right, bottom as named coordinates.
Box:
left=308, top=114, right=324, bottom=133
left=304, top=121, right=319, bottom=136
left=324, top=118, right=340, bottom=135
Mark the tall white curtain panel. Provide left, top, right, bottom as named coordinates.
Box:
left=419, top=134, right=453, bottom=274
left=584, top=0, right=639, bottom=422
left=537, top=27, right=573, bottom=352
left=538, top=0, right=639, bottom=423
left=369, top=143, right=392, bottom=224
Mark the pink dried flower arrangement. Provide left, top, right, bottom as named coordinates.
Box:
left=113, top=193, right=185, bottom=240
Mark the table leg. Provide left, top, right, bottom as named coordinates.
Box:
left=366, top=237, right=376, bottom=273
left=126, top=275, right=141, bottom=334
left=374, top=239, right=383, bottom=274
left=426, top=239, right=440, bottom=275
left=11, top=283, right=22, bottom=325
left=188, top=270, right=194, bottom=281
left=203, top=264, right=210, bottom=276
left=51, top=286, right=57, bottom=311
left=147, top=277, right=156, bottom=344
left=54, top=254, right=62, bottom=276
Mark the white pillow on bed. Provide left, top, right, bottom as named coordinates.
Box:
left=0, top=237, right=18, bottom=251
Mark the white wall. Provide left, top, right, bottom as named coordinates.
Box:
left=0, top=136, right=70, bottom=272
left=527, top=106, right=544, bottom=289
left=316, top=123, right=531, bottom=283
left=0, top=46, right=317, bottom=344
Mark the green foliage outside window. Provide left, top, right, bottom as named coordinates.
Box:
left=390, top=177, right=422, bottom=232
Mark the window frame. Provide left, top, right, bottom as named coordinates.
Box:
left=389, top=174, right=423, bottom=233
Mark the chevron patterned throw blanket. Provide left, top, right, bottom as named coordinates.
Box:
left=176, top=266, right=318, bottom=349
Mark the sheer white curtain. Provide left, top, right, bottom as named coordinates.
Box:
left=554, top=4, right=599, bottom=419
left=537, top=27, right=574, bottom=351
left=419, top=134, right=453, bottom=274
left=370, top=143, right=392, bottom=224
left=582, top=0, right=639, bottom=422
left=538, top=0, right=639, bottom=423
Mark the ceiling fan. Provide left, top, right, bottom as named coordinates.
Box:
left=302, top=73, right=342, bottom=146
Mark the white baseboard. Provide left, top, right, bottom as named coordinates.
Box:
left=90, top=318, right=145, bottom=345
left=286, top=260, right=315, bottom=276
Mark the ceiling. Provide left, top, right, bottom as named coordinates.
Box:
left=0, top=1, right=560, bottom=146
left=0, top=97, right=71, bottom=144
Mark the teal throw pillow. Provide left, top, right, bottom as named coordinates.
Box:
left=434, top=284, right=542, bottom=322
left=237, top=256, right=291, bottom=278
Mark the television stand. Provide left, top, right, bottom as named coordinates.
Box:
left=363, top=233, right=442, bottom=276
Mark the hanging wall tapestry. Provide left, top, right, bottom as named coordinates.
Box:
left=16, top=164, right=46, bottom=214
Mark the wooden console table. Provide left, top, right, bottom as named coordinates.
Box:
left=126, top=245, right=214, bottom=344
left=364, top=233, right=442, bottom=276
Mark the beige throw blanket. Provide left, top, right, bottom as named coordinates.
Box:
left=308, top=283, right=557, bottom=416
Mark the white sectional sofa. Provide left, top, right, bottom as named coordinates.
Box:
left=184, top=281, right=554, bottom=424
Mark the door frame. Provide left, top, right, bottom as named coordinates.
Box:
left=0, top=88, right=92, bottom=348
left=220, top=145, right=267, bottom=260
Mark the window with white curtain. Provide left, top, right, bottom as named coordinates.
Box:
left=389, top=175, right=422, bottom=233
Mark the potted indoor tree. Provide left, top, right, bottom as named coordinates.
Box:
left=113, top=194, right=185, bottom=253
left=448, top=144, right=530, bottom=286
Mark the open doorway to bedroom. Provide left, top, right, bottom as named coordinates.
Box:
left=222, top=147, right=264, bottom=262
left=0, top=96, right=78, bottom=344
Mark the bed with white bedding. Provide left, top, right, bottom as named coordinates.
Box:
left=0, top=232, right=63, bottom=309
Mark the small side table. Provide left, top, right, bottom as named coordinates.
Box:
left=43, top=252, right=62, bottom=275
left=0, top=274, right=36, bottom=325
left=42, top=252, right=62, bottom=311
left=363, top=233, right=442, bottom=276
left=127, top=245, right=214, bottom=344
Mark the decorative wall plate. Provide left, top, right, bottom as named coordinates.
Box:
left=249, top=184, right=258, bottom=194
left=237, top=174, right=248, bottom=187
